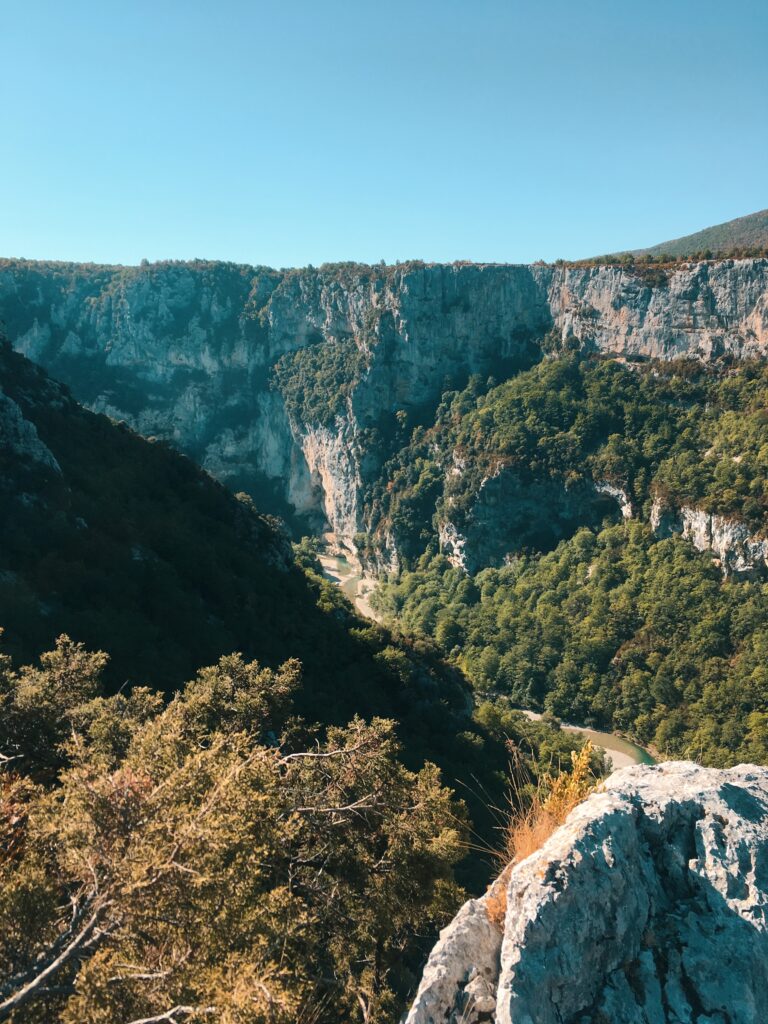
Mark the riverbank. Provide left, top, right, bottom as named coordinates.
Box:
left=316, top=548, right=653, bottom=771
left=521, top=709, right=654, bottom=772
left=317, top=551, right=381, bottom=622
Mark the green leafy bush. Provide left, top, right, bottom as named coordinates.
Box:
left=272, top=338, right=368, bottom=428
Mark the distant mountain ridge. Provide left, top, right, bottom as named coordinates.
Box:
left=631, top=208, right=768, bottom=258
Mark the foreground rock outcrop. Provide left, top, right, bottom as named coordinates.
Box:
left=406, top=762, right=768, bottom=1024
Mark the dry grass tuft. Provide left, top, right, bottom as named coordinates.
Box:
left=485, top=741, right=598, bottom=928
left=484, top=865, right=512, bottom=929
left=505, top=740, right=597, bottom=865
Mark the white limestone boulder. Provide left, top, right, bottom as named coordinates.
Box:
left=406, top=762, right=768, bottom=1024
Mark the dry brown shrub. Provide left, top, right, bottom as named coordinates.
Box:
left=485, top=741, right=598, bottom=928
left=505, top=740, right=597, bottom=864
left=484, top=864, right=512, bottom=929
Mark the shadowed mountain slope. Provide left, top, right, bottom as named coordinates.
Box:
left=0, top=338, right=496, bottom=783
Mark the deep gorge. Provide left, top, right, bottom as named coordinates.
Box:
left=2, top=256, right=766, bottom=563
left=3, top=253, right=768, bottom=1024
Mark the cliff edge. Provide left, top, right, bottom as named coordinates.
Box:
left=406, top=761, right=768, bottom=1024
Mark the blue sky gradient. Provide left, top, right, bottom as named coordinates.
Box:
left=1, top=0, right=766, bottom=267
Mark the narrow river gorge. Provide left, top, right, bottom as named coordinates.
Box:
left=318, top=550, right=381, bottom=621
left=318, top=548, right=654, bottom=773
left=521, top=711, right=655, bottom=771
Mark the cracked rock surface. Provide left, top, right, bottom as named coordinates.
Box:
left=405, top=762, right=768, bottom=1024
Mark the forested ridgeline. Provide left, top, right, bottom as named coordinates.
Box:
left=368, top=354, right=768, bottom=766
left=365, top=353, right=768, bottom=567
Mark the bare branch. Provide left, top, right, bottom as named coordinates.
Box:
left=108, top=969, right=172, bottom=984
left=0, top=898, right=112, bottom=1021
left=0, top=891, right=96, bottom=1000
left=278, top=740, right=367, bottom=765
left=357, top=991, right=371, bottom=1023
left=294, top=794, right=379, bottom=814
left=124, top=1005, right=216, bottom=1024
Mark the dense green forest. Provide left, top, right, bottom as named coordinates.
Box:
left=364, top=355, right=768, bottom=766
left=6, top=334, right=768, bottom=784
left=374, top=524, right=768, bottom=765
left=273, top=337, right=369, bottom=427
left=365, top=354, right=768, bottom=568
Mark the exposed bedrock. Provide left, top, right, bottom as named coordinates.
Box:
left=0, top=258, right=766, bottom=540
left=405, top=761, right=768, bottom=1024
left=438, top=471, right=623, bottom=572
left=651, top=498, right=768, bottom=578
left=547, top=258, right=768, bottom=359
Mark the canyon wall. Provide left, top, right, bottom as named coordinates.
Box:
left=651, top=499, right=768, bottom=578
left=547, top=258, right=768, bottom=359
left=437, top=473, right=621, bottom=574
left=1, top=257, right=766, bottom=544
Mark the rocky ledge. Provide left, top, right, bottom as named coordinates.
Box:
left=651, top=499, right=768, bottom=579
left=405, top=761, right=768, bottom=1024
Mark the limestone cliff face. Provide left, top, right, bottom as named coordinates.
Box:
left=0, top=345, right=67, bottom=506
left=437, top=472, right=623, bottom=573
left=651, top=499, right=768, bottom=578
left=1, top=258, right=766, bottom=543
left=0, top=390, right=61, bottom=476
left=1, top=260, right=286, bottom=498
left=405, top=761, right=768, bottom=1024
left=545, top=258, right=768, bottom=359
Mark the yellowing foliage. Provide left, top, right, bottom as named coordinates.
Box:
left=486, top=742, right=598, bottom=930
left=505, top=740, right=597, bottom=866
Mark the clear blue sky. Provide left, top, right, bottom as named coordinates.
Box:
left=1, top=0, right=766, bottom=267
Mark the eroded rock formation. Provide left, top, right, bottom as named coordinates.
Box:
left=651, top=499, right=768, bottom=578
left=1, top=258, right=766, bottom=545
left=405, top=761, right=768, bottom=1024
left=438, top=473, right=626, bottom=573
left=0, top=389, right=60, bottom=475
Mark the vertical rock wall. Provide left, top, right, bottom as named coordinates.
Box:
left=0, top=258, right=766, bottom=544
